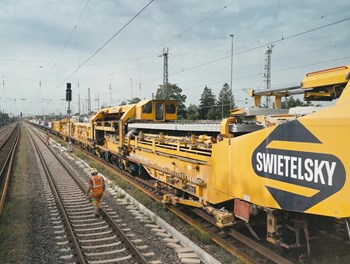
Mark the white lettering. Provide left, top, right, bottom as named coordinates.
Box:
left=325, top=162, right=336, bottom=186
left=304, top=158, right=313, bottom=182
left=255, top=153, right=337, bottom=187
left=314, top=160, right=326, bottom=185
left=284, top=156, right=290, bottom=177
left=263, top=153, right=274, bottom=174
left=277, top=155, right=283, bottom=176
left=256, top=152, right=263, bottom=171
left=290, top=156, right=297, bottom=179
left=298, top=157, right=304, bottom=180
left=273, top=154, right=277, bottom=175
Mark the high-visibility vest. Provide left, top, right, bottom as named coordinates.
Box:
left=91, top=175, right=104, bottom=194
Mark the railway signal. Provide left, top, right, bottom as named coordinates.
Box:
left=66, top=83, right=72, bottom=152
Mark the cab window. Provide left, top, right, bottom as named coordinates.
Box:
left=142, top=101, right=152, bottom=113
left=166, top=103, right=176, bottom=114
left=155, top=102, right=164, bottom=120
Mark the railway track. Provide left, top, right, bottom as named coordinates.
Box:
left=34, top=123, right=350, bottom=263
left=26, top=125, right=150, bottom=263
left=0, top=124, right=19, bottom=216
left=91, top=154, right=293, bottom=263
left=39, top=126, right=294, bottom=264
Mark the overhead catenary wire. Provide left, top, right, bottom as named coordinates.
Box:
left=2, top=2, right=348, bottom=69
left=141, top=16, right=350, bottom=86
left=124, top=0, right=239, bottom=64
left=183, top=55, right=350, bottom=93
left=177, top=0, right=238, bottom=37
left=3, top=2, right=349, bottom=113
left=97, top=6, right=350, bottom=94
left=4, top=38, right=349, bottom=87
left=50, top=0, right=155, bottom=97
left=53, top=0, right=90, bottom=65
left=278, top=0, right=284, bottom=39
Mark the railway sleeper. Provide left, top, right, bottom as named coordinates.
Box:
left=43, top=124, right=350, bottom=259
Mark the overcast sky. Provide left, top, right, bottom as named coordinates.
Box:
left=0, top=0, right=349, bottom=116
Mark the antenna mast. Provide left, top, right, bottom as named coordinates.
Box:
left=109, top=82, right=112, bottom=106
left=264, top=44, right=274, bottom=107
left=162, top=47, right=169, bottom=99
left=78, top=82, right=81, bottom=115
left=88, top=88, right=91, bottom=114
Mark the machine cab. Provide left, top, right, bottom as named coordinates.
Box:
left=136, top=100, right=177, bottom=121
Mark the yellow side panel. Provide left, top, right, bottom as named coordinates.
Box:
left=211, top=132, right=281, bottom=208
left=211, top=95, right=350, bottom=218
left=208, top=141, right=237, bottom=204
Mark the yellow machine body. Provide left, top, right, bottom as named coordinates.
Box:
left=50, top=66, right=350, bottom=219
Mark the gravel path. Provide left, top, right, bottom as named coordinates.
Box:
left=0, top=123, right=236, bottom=263
left=55, top=134, right=237, bottom=264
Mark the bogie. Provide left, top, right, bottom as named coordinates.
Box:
left=32, top=66, right=350, bottom=255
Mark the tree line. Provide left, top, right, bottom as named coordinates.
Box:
left=0, top=112, right=10, bottom=126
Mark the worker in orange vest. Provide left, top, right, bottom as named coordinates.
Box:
left=86, top=168, right=106, bottom=217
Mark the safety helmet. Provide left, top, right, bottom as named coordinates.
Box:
left=90, top=168, right=98, bottom=175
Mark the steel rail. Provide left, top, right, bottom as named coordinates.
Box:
left=83, top=148, right=296, bottom=264
left=0, top=125, right=19, bottom=216
left=32, top=124, right=295, bottom=263
left=30, top=125, right=149, bottom=264
left=172, top=207, right=259, bottom=264
left=27, top=128, right=86, bottom=264
left=0, top=125, right=15, bottom=149
left=71, top=148, right=266, bottom=264
left=191, top=208, right=293, bottom=264
left=51, top=146, right=150, bottom=264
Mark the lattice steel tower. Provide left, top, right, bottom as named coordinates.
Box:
left=264, top=44, right=274, bottom=107
left=88, top=88, right=91, bottom=114
left=78, top=82, right=81, bottom=115
left=162, top=47, right=169, bottom=99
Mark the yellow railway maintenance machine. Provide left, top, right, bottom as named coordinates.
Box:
left=69, top=66, right=350, bottom=254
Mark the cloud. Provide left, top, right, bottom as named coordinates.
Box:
left=0, top=0, right=349, bottom=115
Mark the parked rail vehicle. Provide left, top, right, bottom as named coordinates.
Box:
left=47, top=65, right=350, bottom=255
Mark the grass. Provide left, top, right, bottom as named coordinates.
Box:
left=188, top=227, right=211, bottom=244
left=71, top=151, right=229, bottom=250
left=134, top=192, right=152, bottom=207
left=115, top=193, right=126, bottom=199
left=72, top=150, right=133, bottom=192
left=153, top=201, right=165, bottom=214
left=68, top=149, right=241, bottom=263
left=88, top=161, right=99, bottom=170
left=236, top=258, right=246, bottom=264
left=57, top=137, right=242, bottom=264
left=74, top=151, right=86, bottom=159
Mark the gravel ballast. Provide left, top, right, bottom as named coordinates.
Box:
left=0, top=125, right=63, bottom=264
left=0, top=124, right=236, bottom=263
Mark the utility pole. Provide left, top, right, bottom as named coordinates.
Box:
left=130, top=78, right=133, bottom=101
left=230, top=34, right=234, bottom=109
left=78, top=93, right=81, bottom=115
left=78, top=82, right=81, bottom=115
left=264, top=45, right=274, bottom=108
left=95, top=93, right=100, bottom=109
left=161, top=47, right=169, bottom=99
left=88, top=88, right=91, bottom=114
